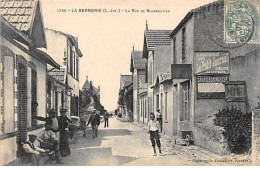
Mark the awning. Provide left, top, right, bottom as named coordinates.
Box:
left=171, top=64, right=192, bottom=79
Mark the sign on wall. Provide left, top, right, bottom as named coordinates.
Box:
left=195, top=52, right=229, bottom=75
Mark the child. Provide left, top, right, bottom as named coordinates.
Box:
left=148, top=113, right=163, bottom=156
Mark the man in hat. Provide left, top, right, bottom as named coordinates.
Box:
left=23, top=134, right=50, bottom=165
left=37, top=124, right=63, bottom=164
left=33, top=109, right=63, bottom=141
left=87, top=109, right=100, bottom=138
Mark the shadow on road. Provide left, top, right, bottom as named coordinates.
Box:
left=69, top=145, right=137, bottom=165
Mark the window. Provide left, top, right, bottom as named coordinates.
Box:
left=173, top=37, right=176, bottom=64
left=156, top=94, right=159, bottom=110
left=165, top=92, right=168, bottom=120
left=181, top=81, right=190, bottom=121
left=161, top=93, right=163, bottom=115
left=182, top=27, right=186, bottom=62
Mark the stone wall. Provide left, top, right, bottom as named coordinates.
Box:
left=192, top=124, right=229, bottom=155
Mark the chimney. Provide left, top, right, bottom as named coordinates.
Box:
left=133, top=44, right=134, bottom=51
left=86, top=76, right=88, bottom=81
left=146, top=20, right=148, bottom=31
left=98, top=85, right=100, bottom=92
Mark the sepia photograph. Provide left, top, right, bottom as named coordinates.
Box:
left=0, top=0, right=260, bottom=166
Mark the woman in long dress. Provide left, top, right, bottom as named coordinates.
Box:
left=58, top=108, right=72, bottom=157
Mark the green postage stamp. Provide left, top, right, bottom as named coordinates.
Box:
left=224, top=0, right=260, bottom=44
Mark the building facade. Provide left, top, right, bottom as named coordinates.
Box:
left=0, top=0, right=59, bottom=165
left=170, top=0, right=260, bottom=154
left=142, top=25, right=172, bottom=126
left=130, top=48, right=147, bottom=123
left=41, top=28, right=83, bottom=117
left=118, top=75, right=132, bottom=121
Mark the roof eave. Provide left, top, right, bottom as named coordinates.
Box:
left=170, top=12, right=193, bottom=38
left=34, top=49, right=60, bottom=69
left=1, top=16, right=32, bottom=46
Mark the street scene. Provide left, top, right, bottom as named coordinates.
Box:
left=0, top=0, right=260, bottom=166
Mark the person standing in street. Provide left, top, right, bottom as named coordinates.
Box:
left=104, top=110, right=109, bottom=128
left=58, top=108, right=72, bottom=157
left=33, top=109, right=62, bottom=142
left=148, top=113, right=163, bottom=156
left=156, top=108, right=162, bottom=133
left=87, top=109, right=100, bottom=138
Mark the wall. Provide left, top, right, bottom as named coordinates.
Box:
left=154, top=45, right=172, bottom=80
left=171, top=15, right=194, bottom=135
left=229, top=49, right=260, bottom=111
left=1, top=36, right=47, bottom=165
left=193, top=1, right=260, bottom=120
left=0, top=136, right=17, bottom=166
left=192, top=124, right=229, bottom=155
left=133, top=70, right=138, bottom=122
left=161, top=82, right=174, bottom=136
left=43, top=28, right=67, bottom=65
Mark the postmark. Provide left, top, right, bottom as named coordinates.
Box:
left=224, top=0, right=260, bottom=44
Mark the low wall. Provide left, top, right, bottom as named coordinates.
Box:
left=192, top=124, right=229, bottom=155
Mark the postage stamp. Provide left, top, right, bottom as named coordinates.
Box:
left=224, top=0, right=260, bottom=44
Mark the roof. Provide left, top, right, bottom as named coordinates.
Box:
left=0, top=15, right=31, bottom=45
left=143, top=30, right=172, bottom=58
left=48, top=68, right=66, bottom=84
left=0, top=0, right=46, bottom=48
left=145, top=30, right=172, bottom=48
left=170, top=0, right=223, bottom=37
left=120, top=75, right=132, bottom=90
left=153, top=72, right=172, bottom=87
left=130, top=50, right=146, bottom=72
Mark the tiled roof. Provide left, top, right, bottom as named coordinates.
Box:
left=145, top=30, right=172, bottom=50
left=153, top=72, right=172, bottom=87
left=48, top=68, right=66, bottom=84
left=132, top=50, right=146, bottom=70
left=0, top=0, right=37, bottom=33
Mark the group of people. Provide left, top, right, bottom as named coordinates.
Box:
left=23, top=102, right=72, bottom=165
left=22, top=103, right=112, bottom=165
left=148, top=108, right=163, bottom=156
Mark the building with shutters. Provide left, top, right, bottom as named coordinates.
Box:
left=0, top=0, right=60, bottom=165
left=40, top=28, right=83, bottom=117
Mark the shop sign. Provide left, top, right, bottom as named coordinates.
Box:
left=195, top=52, right=229, bottom=75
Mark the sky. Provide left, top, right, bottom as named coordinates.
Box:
left=41, top=0, right=215, bottom=111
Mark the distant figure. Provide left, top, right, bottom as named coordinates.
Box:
left=104, top=111, right=109, bottom=128
left=87, top=109, right=100, bottom=138
left=148, top=113, right=163, bottom=156
left=156, top=108, right=162, bottom=133
left=23, top=134, right=50, bottom=165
